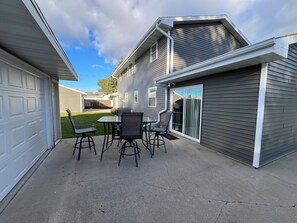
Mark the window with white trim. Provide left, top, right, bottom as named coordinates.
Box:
left=124, top=92, right=129, bottom=103
left=150, top=42, right=158, bottom=63
left=134, top=90, right=138, bottom=103
left=148, top=87, right=157, bottom=107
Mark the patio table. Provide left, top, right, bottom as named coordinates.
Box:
left=97, top=116, right=157, bottom=160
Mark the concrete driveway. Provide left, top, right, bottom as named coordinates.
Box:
left=1, top=135, right=297, bottom=223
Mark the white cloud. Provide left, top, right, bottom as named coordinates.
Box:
left=36, top=0, right=297, bottom=63
left=91, top=64, right=104, bottom=68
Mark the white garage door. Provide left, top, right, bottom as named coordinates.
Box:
left=0, top=60, right=48, bottom=201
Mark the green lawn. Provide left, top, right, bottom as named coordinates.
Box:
left=60, top=111, right=114, bottom=138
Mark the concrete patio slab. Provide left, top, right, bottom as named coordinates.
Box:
left=1, top=135, right=297, bottom=223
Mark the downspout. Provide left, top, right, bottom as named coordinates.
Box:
left=155, top=23, right=174, bottom=122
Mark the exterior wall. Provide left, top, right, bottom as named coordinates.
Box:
left=173, top=65, right=261, bottom=165
left=59, top=86, right=83, bottom=112
left=171, top=22, right=243, bottom=71
left=260, top=43, right=297, bottom=165
left=118, top=36, right=167, bottom=118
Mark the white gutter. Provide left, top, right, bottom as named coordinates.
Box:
left=154, top=23, right=174, bottom=122
left=252, top=63, right=268, bottom=168
left=155, top=24, right=174, bottom=73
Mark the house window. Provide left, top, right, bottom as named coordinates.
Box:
left=148, top=87, right=157, bottom=107
left=124, top=92, right=129, bottom=103
left=127, top=68, right=130, bottom=77
left=150, top=42, right=158, bottom=63
left=127, top=63, right=135, bottom=77
left=134, top=90, right=138, bottom=103
left=118, top=76, right=122, bottom=82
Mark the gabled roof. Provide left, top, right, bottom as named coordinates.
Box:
left=59, top=84, right=87, bottom=95
left=0, top=0, right=77, bottom=80
left=156, top=34, right=297, bottom=85
left=112, top=15, right=249, bottom=78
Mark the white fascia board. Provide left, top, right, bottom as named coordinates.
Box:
left=22, top=0, right=78, bottom=81
left=168, top=15, right=249, bottom=46
left=156, top=38, right=288, bottom=85
left=59, top=84, right=87, bottom=95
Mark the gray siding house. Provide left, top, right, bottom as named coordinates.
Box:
left=114, top=15, right=297, bottom=168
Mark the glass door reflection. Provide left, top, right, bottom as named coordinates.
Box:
left=171, top=85, right=202, bottom=141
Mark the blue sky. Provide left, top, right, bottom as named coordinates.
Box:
left=59, top=41, right=114, bottom=92
left=35, top=0, right=297, bottom=92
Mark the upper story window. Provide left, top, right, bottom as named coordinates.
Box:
left=150, top=42, right=158, bottom=63
left=134, top=90, right=138, bottom=103
left=127, top=63, right=135, bottom=77
left=148, top=87, right=157, bottom=107
left=118, top=76, right=122, bottom=82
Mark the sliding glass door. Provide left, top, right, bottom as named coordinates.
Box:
left=171, top=85, right=203, bottom=142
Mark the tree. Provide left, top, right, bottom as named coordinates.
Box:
left=97, top=75, right=117, bottom=94
left=97, top=57, right=123, bottom=94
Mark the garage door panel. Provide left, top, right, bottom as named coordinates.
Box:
left=27, top=96, right=37, bottom=113
left=0, top=165, right=9, bottom=200
left=7, top=66, right=23, bottom=89
left=10, top=125, right=26, bottom=153
left=25, top=73, right=36, bottom=90
left=0, top=130, right=5, bottom=158
left=9, top=95, right=24, bottom=117
left=27, top=120, right=38, bottom=140
left=12, top=151, right=28, bottom=183
left=0, top=95, right=3, bottom=119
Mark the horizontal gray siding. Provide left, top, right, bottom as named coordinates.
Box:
left=171, top=23, right=243, bottom=71
left=174, top=65, right=261, bottom=165
left=260, top=43, right=297, bottom=166
left=118, top=36, right=167, bottom=118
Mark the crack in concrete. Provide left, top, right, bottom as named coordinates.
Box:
left=214, top=202, right=228, bottom=223
left=206, top=197, right=297, bottom=209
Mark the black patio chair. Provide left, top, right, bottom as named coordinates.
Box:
left=149, top=111, right=172, bottom=157
left=118, top=112, right=143, bottom=167
left=113, top=107, right=132, bottom=144
left=66, top=109, right=97, bottom=160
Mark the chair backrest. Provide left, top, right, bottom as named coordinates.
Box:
left=66, top=109, right=77, bottom=134
left=117, top=108, right=132, bottom=117
left=120, top=112, right=143, bottom=140
left=160, top=111, right=173, bottom=132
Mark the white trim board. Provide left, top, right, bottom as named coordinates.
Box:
left=253, top=63, right=268, bottom=168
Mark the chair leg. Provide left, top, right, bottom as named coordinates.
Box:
left=78, top=136, right=83, bottom=160
left=88, top=136, right=91, bottom=151
left=151, top=134, right=157, bottom=158
left=73, top=136, right=79, bottom=155
left=89, top=136, right=97, bottom=155
left=135, top=141, right=140, bottom=158
left=161, top=135, right=167, bottom=153
left=118, top=141, right=126, bottom=166
left=133, top=141, right=138, bottom=167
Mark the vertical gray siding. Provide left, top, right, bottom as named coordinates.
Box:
left=171, top=23, right=243, bottom=71
left=260, top=43, right=297, bottom=165
left=174, top=65, right=261, bottom=165
left=118, top=36, right=167, bottom=117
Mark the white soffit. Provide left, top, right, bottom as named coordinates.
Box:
left=156, top=35, right=297, bottom=85
left=0, top=0, right=77, bottom=80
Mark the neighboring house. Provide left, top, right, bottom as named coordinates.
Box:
left=84, top=92, right=112, bottom=109
left=0, top=0, right=77, bottom=202
left=59, top=84, right=86, bottom=112
left=113, top=15, right=297, bottom=168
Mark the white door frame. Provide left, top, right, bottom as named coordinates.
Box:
left=169, top=84, right=203, bottom=143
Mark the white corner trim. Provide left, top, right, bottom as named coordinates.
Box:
left=253, top=63, right=268, bottom=168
